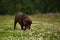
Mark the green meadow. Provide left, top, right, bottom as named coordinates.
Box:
left=0, top=13, right=60, bottom=40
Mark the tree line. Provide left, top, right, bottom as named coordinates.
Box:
left=0, top=0, right=60, bottom=15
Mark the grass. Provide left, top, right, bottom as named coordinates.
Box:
left=0, top=13, right=60, bottom=40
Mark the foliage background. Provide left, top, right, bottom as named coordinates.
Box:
left=0, top=0, right=60, bottom=15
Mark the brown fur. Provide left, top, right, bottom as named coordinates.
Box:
left=14, top=12, right=32, bottom=30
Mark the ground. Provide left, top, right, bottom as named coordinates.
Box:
left=0, top=13, right=60, bottom=40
